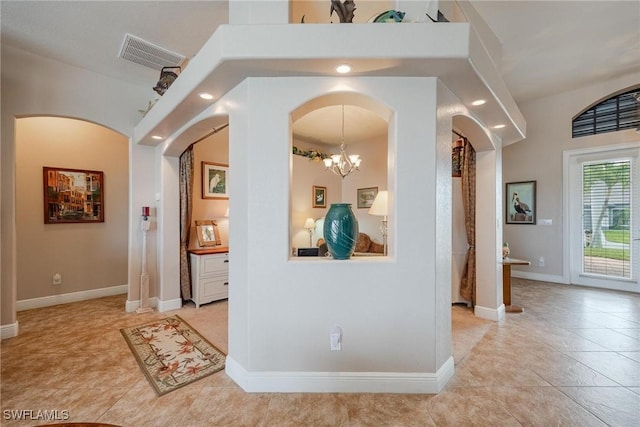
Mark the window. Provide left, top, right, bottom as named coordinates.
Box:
left=572, top=88, right=640, bottom=138
left=582, top=159, right=632, bottom=278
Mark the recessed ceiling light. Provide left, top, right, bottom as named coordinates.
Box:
left=471, top=99, right=486, bottom=106
left=151, top=135, right=163, bottom=140
left=336, top=64, right=351, bottom=74
left=493, top=124, right=506, bottom=129
left=199, top=93, right=214, bottom=100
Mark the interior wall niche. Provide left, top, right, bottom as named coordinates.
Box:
left=289, top=95, right=389, bottom=254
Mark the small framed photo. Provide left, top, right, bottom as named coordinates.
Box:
left=357, top=187, right=378, bottom=209
left=195, top=220, right=221, bottom=247
left=313, top=186, right=327, bottom=208
left=202, top=162, right=228, bottom=199
left=506, top=181, right=536, bottom=224
left=43, top=166, right=104, bottom=224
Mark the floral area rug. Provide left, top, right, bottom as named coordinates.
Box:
left=120, top=315, right=225, bottom=395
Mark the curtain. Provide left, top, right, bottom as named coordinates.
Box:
left=179, top=146, right=195, bottom=301
left=460, top=138, right=476, bottom=304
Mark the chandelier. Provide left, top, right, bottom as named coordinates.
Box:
left=323, top=105, right=361, bottom=178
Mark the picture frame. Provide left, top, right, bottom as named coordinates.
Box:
left=195, top=220, right=221, bottom=247
left=357, top=187, right=378, bottom=209
left=506, top=181, right=536, bottom=224
left=202, top=162, right=229, bottom=199
left=43, top=166, right=104, bottom=224
left=312, top=186, right=327, bottom=208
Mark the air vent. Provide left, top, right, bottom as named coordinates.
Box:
left=118, top=33, right=185, bottom=71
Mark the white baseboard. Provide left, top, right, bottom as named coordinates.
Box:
left=125, top=297, right=158, bottom=313
left=157, top=298, right=182, bottom=312
left=16, top=285, right=128, bottom=311
left=225, top=356, right=455, bottom=394
left=511, top=271, right=567, bottom=284
left=474, top=304, right=505, bottom=321
left=1, top=321, right=19, bottom=340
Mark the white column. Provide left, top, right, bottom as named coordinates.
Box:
left=474, top=147, right=504, bottom=320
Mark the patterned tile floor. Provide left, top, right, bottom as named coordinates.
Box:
left=1, top=279, right=639, bottom=426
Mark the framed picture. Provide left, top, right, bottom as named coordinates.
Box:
left=195, top=220, right=221, bottom=247
left=43, top=167, right=104, bottom=224
left=506, top=181, right=536, bottom=224
left=202, top=162, right=229, bottom=199
left=357, top=187, right=378, bottom=209
left=313, top=185, right=327, bottom=208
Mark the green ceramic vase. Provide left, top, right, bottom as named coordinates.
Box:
left=324, top=203, right=358, bottom=260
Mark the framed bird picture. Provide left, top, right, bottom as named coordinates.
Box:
left=506, top=181, right=536, bottom=224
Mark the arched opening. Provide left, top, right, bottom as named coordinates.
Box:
left=15, top=116, right=129, bottom=310
left=290, top=93, right=390, bottom=257
left=451, top=114, right=502, bottom=319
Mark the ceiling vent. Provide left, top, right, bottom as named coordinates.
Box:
left=118, top=33, right=185, bottom=71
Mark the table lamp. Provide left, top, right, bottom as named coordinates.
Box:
left=304, top=217, right=315, bottom=247
left=368, top=191, right=388, bottom=255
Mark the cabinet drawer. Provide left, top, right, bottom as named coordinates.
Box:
left=200, top=275, right=229, bottom=300
left=201, top=254, right=229, bottom=274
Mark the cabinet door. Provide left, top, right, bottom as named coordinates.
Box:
left=201, top=274, right=229, bottom=303
left=201, top=254, right=229, bottom=275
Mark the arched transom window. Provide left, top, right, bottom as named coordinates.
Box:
left=572, top=88, right=640, bottom=138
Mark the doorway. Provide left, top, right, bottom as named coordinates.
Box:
left=566, top=143, right=640, bottom=292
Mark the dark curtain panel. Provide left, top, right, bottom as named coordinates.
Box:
left=460, top=138, right=476, bottom=304
left=179, top=146, right=194, bottom=301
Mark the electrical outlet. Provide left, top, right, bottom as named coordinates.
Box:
left=52, top=273, right=62, bottom=285
left=538, top=257, right=545, bottom=267
left=330, top=326, right=342, bottom=351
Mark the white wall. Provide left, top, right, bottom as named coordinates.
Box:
left=226, top=76, right=454, bottom=393
left=503, top=72, right=639, bottom=282
left=1, top=45, right=154, bottom=330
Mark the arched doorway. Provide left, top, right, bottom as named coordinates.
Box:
left=15, top=116, right=129, bottom=310
left=452, top=115, right=503, bottom=320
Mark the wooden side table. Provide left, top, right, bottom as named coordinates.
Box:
left=502, top=257, right=530, bottom=313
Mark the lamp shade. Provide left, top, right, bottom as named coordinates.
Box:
left=304, top=218, right=316, bottom=229
left=368, top=191, right=388, bottom=216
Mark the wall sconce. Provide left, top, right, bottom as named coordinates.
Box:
left=153, top=66, right=181, bottom=96
left=368, top=191, right=388, bottom=256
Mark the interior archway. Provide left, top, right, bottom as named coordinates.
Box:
left=15, top=116, right=129, bottom=310
left=451, top=114, right=502, bottom=319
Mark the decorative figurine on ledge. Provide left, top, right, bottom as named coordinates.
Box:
left=371, top=10, right=405, bottom=23
left=330, top=0, right=356, bottom=23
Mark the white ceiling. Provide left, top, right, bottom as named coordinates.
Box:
left=2, top=1, right=638, bottom=143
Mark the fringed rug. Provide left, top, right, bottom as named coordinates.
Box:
left=120, top=315, right=225, bottom=395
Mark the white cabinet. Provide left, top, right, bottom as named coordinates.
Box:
left=189, top=248, right=229, bottom=308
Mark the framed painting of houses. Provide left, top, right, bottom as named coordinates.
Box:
left=43, top=167, right=104, bottom=224
left=506, top=181, right=536, bottom=224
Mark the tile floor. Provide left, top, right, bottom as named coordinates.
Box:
left=1, top=278, right=639, bottom=426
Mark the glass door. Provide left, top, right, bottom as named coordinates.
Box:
left=568, top=145, right=639, bottom=292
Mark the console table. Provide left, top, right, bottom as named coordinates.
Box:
left=189, top=247, right=229, bottom=308
left=502, top=257, right=530, bottom=313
